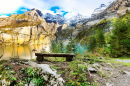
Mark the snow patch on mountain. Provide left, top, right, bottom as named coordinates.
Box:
left=66, top=13, right=88, bottom=26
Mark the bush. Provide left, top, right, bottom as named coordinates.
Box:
left=50, top=40, right=65, bottom=53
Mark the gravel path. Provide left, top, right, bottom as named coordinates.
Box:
left=115, top=59, right=130, bottom=63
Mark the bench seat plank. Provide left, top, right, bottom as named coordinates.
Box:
left=35, top=53, right=75, bottom=57
left=35, top=53, right=75, bottom=62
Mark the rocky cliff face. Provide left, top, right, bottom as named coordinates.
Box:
left=91, top=0, right=130, bottom=20
left=0, top=9, right=59, bottom=45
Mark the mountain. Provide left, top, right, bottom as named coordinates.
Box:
left=91, top=4, right=109, bottom=18
left=42, top=13, right=66, bottom=25
left=107, top=0, right=130, bottom=15
left=36, top=9, right=43, bottom=16
left=42, top=13, right=88, bottom=27
left=0, top=9, right=59, bottom=45
left=67, top=13, right=88, bottom=27
left=91, top=0, right=130, bottom=20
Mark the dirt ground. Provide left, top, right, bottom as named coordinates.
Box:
left=91, top=62, right=130, bottom=86
left=1, top=59, right=130, bottom=86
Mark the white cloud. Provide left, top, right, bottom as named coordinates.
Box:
left=0, top=15, right=9, bottom=18
left=0, top=0, right=22, bottom=14
left=64, top=12, right=77, bottom=19
left=41, top=10, right=55, bottom=15
left=22, top=0, right=50, bottom=10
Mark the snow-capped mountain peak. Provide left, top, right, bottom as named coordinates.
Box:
left=91, top=3, right=112, bottom=18
left=42, top=13, right=65, bottom=25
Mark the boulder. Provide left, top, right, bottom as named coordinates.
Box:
left=29, top=61, right=65, bottom=86
left=88, top=65, right=97, bottom=73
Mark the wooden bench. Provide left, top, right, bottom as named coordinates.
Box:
left=35, top=53, right=75, bottom=62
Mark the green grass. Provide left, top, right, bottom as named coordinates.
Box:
left=51, top=66, right=60, bottom=70
left=0, top=60, right=6, bottom=65
left=30, top=59, right=36, bottom=61
left=101, top=58, right=130, bottom=66
left=45, top=57, right=66, bottom=62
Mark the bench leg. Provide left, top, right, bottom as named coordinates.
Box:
left=36, top=56, right=44, bottom=62
left=66, top=57, right=73, bottom=62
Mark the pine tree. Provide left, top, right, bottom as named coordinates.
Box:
left=95, top=27, right=105, bottom=47
left=87, top=36, right=96, bottom=51
left=65, top=37, right=77, bottom=54
left=58, top=40, right=65, bottom=53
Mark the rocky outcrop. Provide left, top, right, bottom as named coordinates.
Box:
left=57, top=24, right=68, bottom=32
left=24, top=9, right=45, bottom=21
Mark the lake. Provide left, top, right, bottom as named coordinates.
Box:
left=0, top=43, right=87, bottom=60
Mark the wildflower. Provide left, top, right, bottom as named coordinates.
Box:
left=76, top=82, right=80, bottom=85
left=74, top=76, right=76, bottom=78
left=70, top=80, right=72, bottom=83
left=35, top=67, right=37, bottom=70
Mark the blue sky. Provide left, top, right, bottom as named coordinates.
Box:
left=0, top=0, right=114, bottom=19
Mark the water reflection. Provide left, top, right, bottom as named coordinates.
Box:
left=0, top=44, right=50, bottom=60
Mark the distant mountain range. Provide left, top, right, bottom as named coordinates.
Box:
left=27, top=0, right=130, bottom=27
left=40, top=12, right=88, bottom=26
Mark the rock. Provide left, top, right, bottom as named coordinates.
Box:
left=0, top=79, right=10, bottom=86
left=123, top=71, right=130, bottom=77
left=107, top=63, right=113, bottom=67
left=93, top=63, right=100, bottom=68
left=12, top=63, right=15, bottom=65
left=29, top=81, right=35, bottom=86
left=106, top=83, right=113, bottom=86
left=114, top=76, right=118, bottom=78
left=105, top=68, right=113, bottom=71
left=15, top=62, right=19, bottom=65
left=23, top=62, right=29, bottom=65
left=98, top=57, right=105, bottom=59
left=88, top=65, right=97, bottom=73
